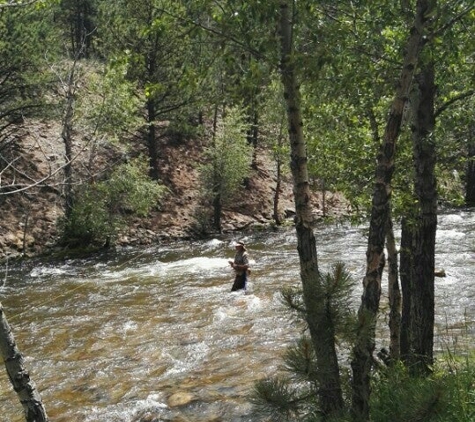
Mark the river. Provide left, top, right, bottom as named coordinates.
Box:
left=0, top=209, right=474, bottom=421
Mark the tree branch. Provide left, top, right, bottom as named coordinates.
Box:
left=0, top=136, right=94, bottom=196
left=157, top=7, right=266, bottom=61
left=0, top=0, right=40, bottom=9
left=435, top=90, right=474, bottom=118
left=430, top=4, right=475, bottom=39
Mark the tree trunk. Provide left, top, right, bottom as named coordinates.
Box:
left=146, top=99, right=160, bottom=181
left=279, top=1, right=343, bottom=415
left=210, top=104, right=222, bottom=233
left=61, top=64, right=76, bottom=219
left=408, top=62, right=437, bottom=375
left=399, top=217, right=414, bottom=362
left=466, top=126, right=475, bottom=206
left=68, top=0, right=95, bottom=58
left=273, top=120, right=286, bottom=226
left=350, top=1, right=433, bottom=419
left=273, top=156, right=282, bottom=225
left=248, top=107, right=259, bottom=170
left=213, top=191, right=222, bottom=233
left=321, top=179, right=327, bottom=218
left=0, top=303, right=49, bottom=422
left=386, top=212, right=401, bottom=362
left=146, top=20, right=160, bottom=181
left=60, top=0, right=95, bottom=59
left=369, top=108, right=401, bottom=362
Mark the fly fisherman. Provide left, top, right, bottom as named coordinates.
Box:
left=229, top=241, right=250, bottom=291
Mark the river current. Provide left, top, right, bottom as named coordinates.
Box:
left=0, top=209, right=474, bottom=421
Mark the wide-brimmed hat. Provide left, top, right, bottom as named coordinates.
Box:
left=236, top=241, right=247, bottom=251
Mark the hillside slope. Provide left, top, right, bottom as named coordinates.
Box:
left=0, top=119, right=346, bottom=260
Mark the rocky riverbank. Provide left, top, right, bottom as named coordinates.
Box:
left=0, top=119, right=348, bottom=262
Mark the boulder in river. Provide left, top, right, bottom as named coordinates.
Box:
left=167, top=391, right=196, bottom=408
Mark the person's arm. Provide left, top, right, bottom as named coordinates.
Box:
left=231, top=262, right=248, bottom=271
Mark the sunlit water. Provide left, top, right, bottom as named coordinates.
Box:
left=0, top=209, right=474, bottom=421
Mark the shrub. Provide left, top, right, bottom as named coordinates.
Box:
left=59, top=157, right=166, bottom=247
left=370, top=359, right=475, bottom=422
left=199, top=106, right=253, bottom=231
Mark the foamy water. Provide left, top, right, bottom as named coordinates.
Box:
left=0, top=210, right=474, bottom=420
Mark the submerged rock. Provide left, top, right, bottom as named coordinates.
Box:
left=167, top=391, right=196, bottom=408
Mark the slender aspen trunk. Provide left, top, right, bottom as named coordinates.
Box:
left=350, top=1, right=434, bottom=419
left=279, top=1, right=343, bottom=415
left=0, top=303, right=48, bottom=422
left=368, top=108, right=401, bottom=362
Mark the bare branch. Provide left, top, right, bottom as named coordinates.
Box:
left=0, top=136, right=93, bottom=196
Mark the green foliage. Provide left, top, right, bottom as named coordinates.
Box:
left=298, top=0, right=475, bottom=217
left=251, top=376, right=306, bottom=422
left=260, top=76, right=290, bottom=171
left=435, top=91, right=474, bottom=207
left=200, top=0, right=278, bottom=82
left=298, top=0, right=411, bottom=218
left=370, top=360, right=475, bottom=422
left=319, top=263, right=359, bottom=343
left=371, top=363, right=443, bottom=421
left=304, top=97, right=377, bottom=218
left=200, top=106, right=253, bottom=204
left=282, top=262, right=358, bottom=344
left=253, top=360, right=475, bottom=422
left=0, top=0, right=59, bottom=7
left=253, top=335, right=475, bottom=422
left=97, top=0, right=206, bottom=139
left=283, top=337, right=319, bottom=384
left=59, top=183, right=112, bottom=247
left=54, top=0, right=98, bottom=58
left=75, top=60, right=143, bottom=140
left=104, top=157, right=166, bottom=216
left=0, top=3, right=56, bottom=160
left=252, top=263, right=356, bottom=421
left=439, top=352, right=475, bottom=421
left=436, top=167, right=466, bottom=207
left=60, top=157, right=165, bottom=247
left=190, top=205, right=214, bottom=235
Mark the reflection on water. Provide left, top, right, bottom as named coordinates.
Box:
left=0, top=210, right=474, bottom=421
